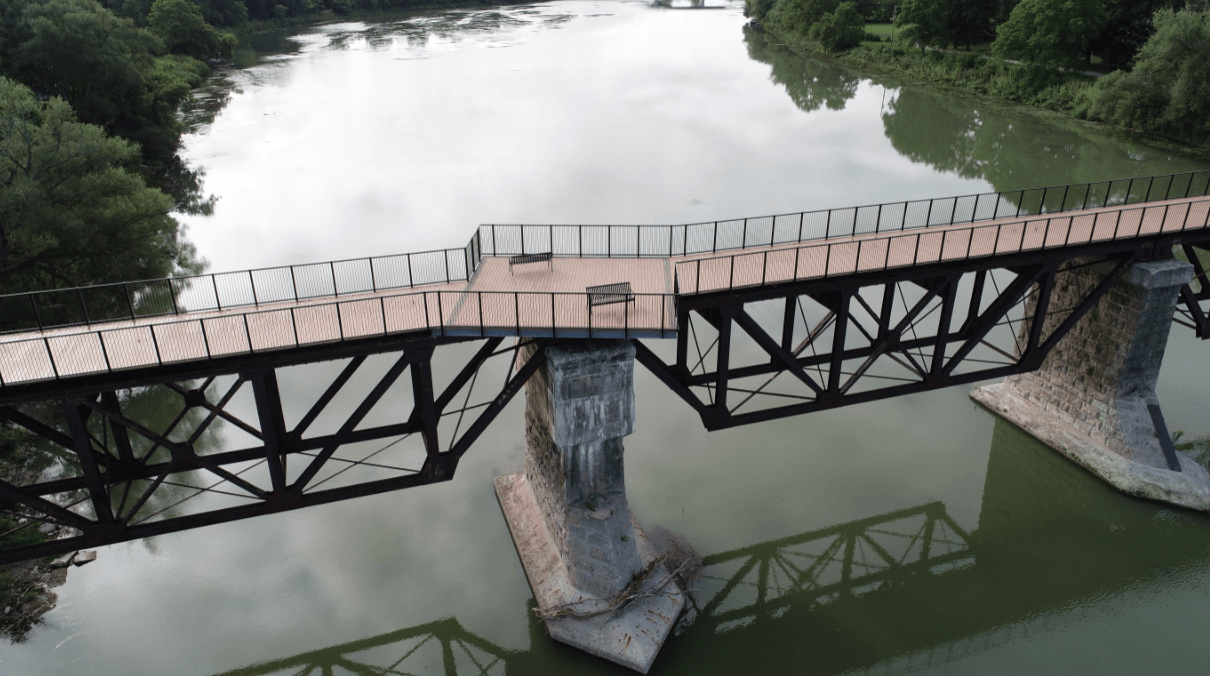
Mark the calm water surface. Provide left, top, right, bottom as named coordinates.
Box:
left=6, top=1, right=1210, bottom=674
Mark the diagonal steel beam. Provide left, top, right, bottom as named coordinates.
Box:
left=733, top=309, right=824, bottom=396
left=292, top=355, right=412, bottom=491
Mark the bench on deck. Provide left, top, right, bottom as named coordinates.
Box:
left=586, top=282, right=635, bottom=311
left=508, top=251, right=553, bottom=273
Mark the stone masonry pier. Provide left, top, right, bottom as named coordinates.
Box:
left=971, top=259, right=1210, bottom=510
left=494, top=339, right=684, bottom=673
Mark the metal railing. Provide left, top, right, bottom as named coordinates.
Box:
left=674, top=198, right=1210, bottom=295
left=479, top=170, right=1210, bottom=259
left=0, top=288, right=675, bottom=386
left=0, top=244, right=480, bottom=335
left=1, top=170, right=1204, bottom=337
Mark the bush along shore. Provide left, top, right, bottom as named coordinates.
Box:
left=746, top=0, right=1210, bottom=153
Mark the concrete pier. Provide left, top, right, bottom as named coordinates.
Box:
left=494, top=340, right=684, bottom=673
left=971, top=259, right=1210, bottom=510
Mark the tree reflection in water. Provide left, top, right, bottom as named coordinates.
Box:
left=743, top=27, right=861, bottom=115
left=0, top=384, right=225, bottom=642
left=879, top=87, right=1202, bottom=193
left=211, top=416, right=1210, bottom=676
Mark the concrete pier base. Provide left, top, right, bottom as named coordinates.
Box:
left=971, top=259, right=1210, bottom=511
left=495, top=473, right=682, bottom=673
left=495, top=340, right=684, bottom=673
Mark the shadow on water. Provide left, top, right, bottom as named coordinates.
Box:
left=210, top=418, right=1210, bottom=675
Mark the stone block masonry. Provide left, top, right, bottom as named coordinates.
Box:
left=521, top=339, right=642, bottom=598
left=495, top=339, right=684, bottom=673
left=972, top=259, right=1210, bottom=510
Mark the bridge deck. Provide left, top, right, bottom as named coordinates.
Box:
left=1, top=192, right=1207, bottom=387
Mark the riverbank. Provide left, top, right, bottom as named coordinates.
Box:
left=231, top=0, right=533, bottom=37
left=752, top=22, right=1210, bottom=160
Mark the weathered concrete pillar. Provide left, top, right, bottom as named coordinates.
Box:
left=494, top=340, right=683, bottom=673
left=971, top=259, right=1210, bottom=510
left=523, top=340, right=643, bottom=597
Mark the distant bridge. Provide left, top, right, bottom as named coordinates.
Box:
left=1, top=171, right=1208, bottom=563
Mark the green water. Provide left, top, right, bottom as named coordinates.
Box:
left=4, top=1, right=1210, bottom=674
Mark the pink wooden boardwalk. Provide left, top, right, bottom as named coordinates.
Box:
left=1, top=194, right=1207, bottom=387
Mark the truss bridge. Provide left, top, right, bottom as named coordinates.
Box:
left=1, top=171, right=1209, bottom=564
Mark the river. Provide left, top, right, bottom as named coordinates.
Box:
left=5, top=1, right=1210, bottom=674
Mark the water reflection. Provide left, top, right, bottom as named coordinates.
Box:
left=879, top=87, right=1205, bottom=191
left=744, top=27, right=860, bottom=113
left=211, top=416, right=1210, bottom=675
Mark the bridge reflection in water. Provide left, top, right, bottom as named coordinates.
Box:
left=211, top=417, right=1210, bottom=675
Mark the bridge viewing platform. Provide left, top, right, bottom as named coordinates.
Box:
left=3, top=171, right=1210, bottom=670
left=1, top=172, right=1209, bottom=401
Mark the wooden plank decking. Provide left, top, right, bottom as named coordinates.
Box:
left=1, top=193, right=1207, bottom=387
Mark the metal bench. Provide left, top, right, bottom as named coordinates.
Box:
left=508, top=251, right=553, bottom=273
left=586, top=282, right=635, bottom=310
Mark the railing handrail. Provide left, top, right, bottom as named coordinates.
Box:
left=0, top=246, right=475, bottom=336
left=478, top=170, right=1210, bottom=258
left=2, top=170, right=1205, bottom=336
left=0, top=289, right=678, bottom=387
left=672, top=196, right=1210, bottom=295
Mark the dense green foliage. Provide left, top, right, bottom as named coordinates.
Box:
left=0, top=78, right=198, bottom=291
left=149, top=0, right=238, bottom=60
left=755, top=0, right=1210, bottom=148
left=992, top=0, right=1107, bottom=67
left=895, top=0, right=948, bottom=51
left=1085, top=8, right=1210, bottom=139
left=809, top=2, right=864, bottom=53
left=0, top=0, right=211, bottom=295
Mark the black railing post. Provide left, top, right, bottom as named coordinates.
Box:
left=290, top=266, right=299, bottom=300
left=436, top=293, right=444, bottom=336
left=44, top=338, right=58, bottom=378
left=514, top=292, right=520, bottom=334
left=169, top=279, right=181, bottom=314
left=77, top=288, right=89, bottom=325
left=123, top=283, right=135, bottom=319
left=31, top=295, right=42, bottom=330
left=250, top=270, right=258, bottom=306
left=330, top=261, right=338, bottom=297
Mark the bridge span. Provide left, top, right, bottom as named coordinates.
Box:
left=0, top=170, right=1208, bottom=577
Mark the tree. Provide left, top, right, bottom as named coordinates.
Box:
left=0, top=77, right=199, bottom=293
left=1086, top=8, right=1210, bottom=139
left=148, top=0, right=237, bottom=60
left=992, top=0, right=1108, bottom=67
left=772, top=0, right=839, bottom=36
left=947, top=0, right=995, bottom=50
left=1091, top=0, right=1180, bottom=70
left=809, top=2, right=865, bottom=52
left=895, top=0, right=950, bottom=51
left=1, top=0, right=209, bottom=161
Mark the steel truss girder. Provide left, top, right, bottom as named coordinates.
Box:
left=1177, top=239, right=1210, bottom=339
left=0, top=338, right=546, bottom=564
left=638, top=252, right=1140, bottom=431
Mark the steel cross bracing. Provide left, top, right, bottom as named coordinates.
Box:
left=0, top=336, right=546, bottom=563
left=2, top=176, right=1210, bottom=563
left=1176, top=241, right=1210, bottom=338
left=637, top=236, right=1182, bottom=431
